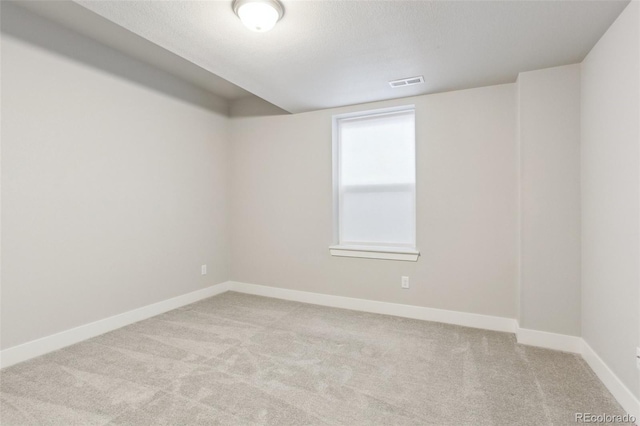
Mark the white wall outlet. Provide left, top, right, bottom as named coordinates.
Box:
left=636, top=347, right=640, bottom=370
left=401, top=276, right=409, bottom=289
left=201, top=265, right=207, bottom=275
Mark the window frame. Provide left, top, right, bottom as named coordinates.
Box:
left=330, top=105, right=419, bottom=262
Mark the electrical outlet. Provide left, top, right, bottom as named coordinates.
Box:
left=201, top=265, right=207, bottom=275
left=636, top=347, right=640, bottom=370
left=401, top=276, right=409, bottom=289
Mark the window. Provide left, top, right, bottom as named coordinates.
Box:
left=330, top=106, right=419, bottom=261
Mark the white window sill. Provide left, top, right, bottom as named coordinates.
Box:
left=329, top=245, right=420, bottom=262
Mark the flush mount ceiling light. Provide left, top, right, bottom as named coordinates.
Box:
left=232, top=0, right=284, bottom=32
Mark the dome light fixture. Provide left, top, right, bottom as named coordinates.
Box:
left=232, top=0, right=284, bottom=32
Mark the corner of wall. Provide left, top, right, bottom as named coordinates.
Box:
left=516, top=64, right=582, bottom=337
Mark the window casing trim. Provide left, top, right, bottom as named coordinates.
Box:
left=331, top=105, right=419, bottom=261
left=329, top=245, right=420, bottom=261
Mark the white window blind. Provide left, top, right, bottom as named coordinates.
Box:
left=333, top=107, right=416, bottom=253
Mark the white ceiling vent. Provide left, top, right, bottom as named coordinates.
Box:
left=389, top=75, right=424, bottom=88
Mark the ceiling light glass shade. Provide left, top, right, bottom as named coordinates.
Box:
left=232, top=0, right=284, bottom=32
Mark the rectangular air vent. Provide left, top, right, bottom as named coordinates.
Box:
left=389, top=75, right=424, bottom=88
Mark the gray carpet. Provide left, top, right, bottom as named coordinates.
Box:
left=0, top=292, right=627, bottom=425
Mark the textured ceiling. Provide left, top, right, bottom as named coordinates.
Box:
left=69, top=1, right=629, bottom=112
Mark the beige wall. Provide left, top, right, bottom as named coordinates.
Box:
left=581, top=1, right=640, bottom=398
left=517, top=64, right=582, bottom=336
left=1, top=35, right=230, bottom=349
left=230, top=85, right=518, bottom=319
left=3, top=4, right=638, bottom=408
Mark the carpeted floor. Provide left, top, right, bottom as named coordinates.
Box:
left=0, top=292, right=627, bottom=425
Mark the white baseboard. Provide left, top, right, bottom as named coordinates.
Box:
left=0, top=280, right=516, bottom=371
left=0, top=281, right=230, bottom=369
left=516, top=326, right=582, bottom=353
left=228, top=282, right=637, bottom=418
left=2, top=279, right=637, bottom=421
left=228, top=281, right=517, bottom=333
left=581, top=341, right=640, bottom=421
